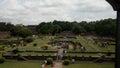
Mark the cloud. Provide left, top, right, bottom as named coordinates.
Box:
left=0, top=0, right=116, bottom=25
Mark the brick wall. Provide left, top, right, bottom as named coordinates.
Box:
left=0, top=31, right=11, bottom=38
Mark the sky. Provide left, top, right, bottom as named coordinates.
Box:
left=0, top=0, right=116, bottom=25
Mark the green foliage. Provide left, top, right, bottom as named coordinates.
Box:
left=18, top=28, right=32, bottom=38
left=0, top=57, right=5, bottom=64
left=0, top=39, right=10, bottom=45
left=12, top=48, right=19, bottom=54
left=43, top=46, right=48, bottom=50
left=33, top=43, right=37, bottom=46
left=36, top=18, right=116, bottom=37
left=0, top=23, right=14, bottom=31
left=94, top=18, right=116, bottom=36
left=0, top=18, right=116, bottom=37
left=72, top=24, right=85, bottom=34
left=51, top=24, right=62, bottom=35
left=9, top=25, right=33, bottom=38
left=63, top=59, right=71, bottom=65
left=46, top=57, right=53, bottom=65
left=106, top=52, right=111, bottom=56
left=25, top=38, right=34, bottom=43
left=12, top=44, right=16, bottom=48
left=10, top=25, right=23, bottom=36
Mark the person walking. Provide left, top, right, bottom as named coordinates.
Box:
left=51, top=62, right=55, bottom=68
left=44, top=63, right=46, bottom=68
left=41, top=63, right=44, bottom=68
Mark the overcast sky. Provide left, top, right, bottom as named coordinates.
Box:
left=0, top=0, right=116, bottom=25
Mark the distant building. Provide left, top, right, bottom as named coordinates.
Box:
left=0, top=31, right=11, bottom=38
left=56, top=31, right=75, bottom=38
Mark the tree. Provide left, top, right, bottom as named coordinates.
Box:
left=51, top=24, right=62, bottom=35
left=0, top=57, right=5, bottom=64
left=72, top=24, right=85, bottom=34
left=94, top=18, right=116, bottom=36
left=18, top=28, right=32, bottom=38
left=36, top=18, right=116, bottom=37
left=12, top=26, right=23, bottom=36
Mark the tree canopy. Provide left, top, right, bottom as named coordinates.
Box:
left=36, top=18, right=116, bottom=37
left=0, top=18, right=116, bottom=37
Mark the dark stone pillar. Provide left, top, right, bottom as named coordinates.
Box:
left=116, top=11, right=120, bottom=68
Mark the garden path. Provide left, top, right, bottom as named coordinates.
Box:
left=53, top=62, right=63, bottom=68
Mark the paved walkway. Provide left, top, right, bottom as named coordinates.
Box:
left=53, top=62, right=63, bottom=68
left=53, top=48, right=64, bottom=68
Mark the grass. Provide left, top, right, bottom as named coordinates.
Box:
left=19, top=52, right=55, bottom=56
left=1, top=36, right=115, bottom=58
left=0, top=61, right=114, bottom=68
left=17, top=36, right=55, bottom=51
left=0, top=62, right=43, bottom=68
left=76, top=36, right=95, bottom=52
left=83, top=36, right=115, bottom=52
left=67, top=53, right=115, bottom=57
left=77, top=35, right=115, bottom=52
left=63, top=62, right=114, bottom=68
left=0, top=37, right=18, bottom=41
left=2, top=36, right=115, bottom=52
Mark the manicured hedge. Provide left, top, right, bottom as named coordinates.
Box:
left=63, top=59, right=71, bottom=65
left=46, top=57, right=53, bottom=65
left=0, top=57, right=5, bottom=63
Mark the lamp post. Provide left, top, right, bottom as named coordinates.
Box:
left=106, top=0, right=120, bottom=68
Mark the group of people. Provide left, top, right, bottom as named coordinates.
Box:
left=63, top=49, right=67, bottom=56
left=41, top=60, right=55, bottom=68
left=98, top=42, right=109, bottom=48
left=41, top=60, right=47, bottom=68
left=80, top=46, right=86, bottom=52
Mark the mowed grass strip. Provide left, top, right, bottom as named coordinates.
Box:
left=0, top=62, right=51, bottom=68
left=63, top=62, right=114, bottom=68
left=84, top=36, right=115, bottom=52
left=76, top=36, right=95, bottom=52
left=0, top=62, right=114, bottom=68
left=18, top=36, right=55, bottom=51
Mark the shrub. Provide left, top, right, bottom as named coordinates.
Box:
left=0, top=39, right=10, bottom=45
left=101, top=55, right=105, bottom=59
left=1, top=46, right=7, bottom=50
left=33, top=43, right=37, bottom=46
left=0, top=57, right=5, bottom=63
left=46, top=57, right=53, bottom=65
left=23, top=43, right=27, bottom=46
left=107, top=52, right=111, bottom=56
left=12, top=48, right=19, bottom=54
left=63, top=59, right=71, bottom=65
left=41, top=44, right=49, bottom=50
left=12, top=44, right=16, bottom=48
left=25, top=38, right=34, bottom=43
left=44, top=46, right=48, bottom=50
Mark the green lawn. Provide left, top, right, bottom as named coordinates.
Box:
left=76, top=36, right=96, bottom=52
left=77, top=35, right=115, bottom=52
left=63, top=62, right=114, bottom=68
left=0, top=37, right=18, bottom=41
left=87, top=36, right=115, bottom=52
left=17, top=36, right=55, bottom=51
left=0, top=62, right=43, bottom=68
left=0, top=62, right=114, bottom=68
